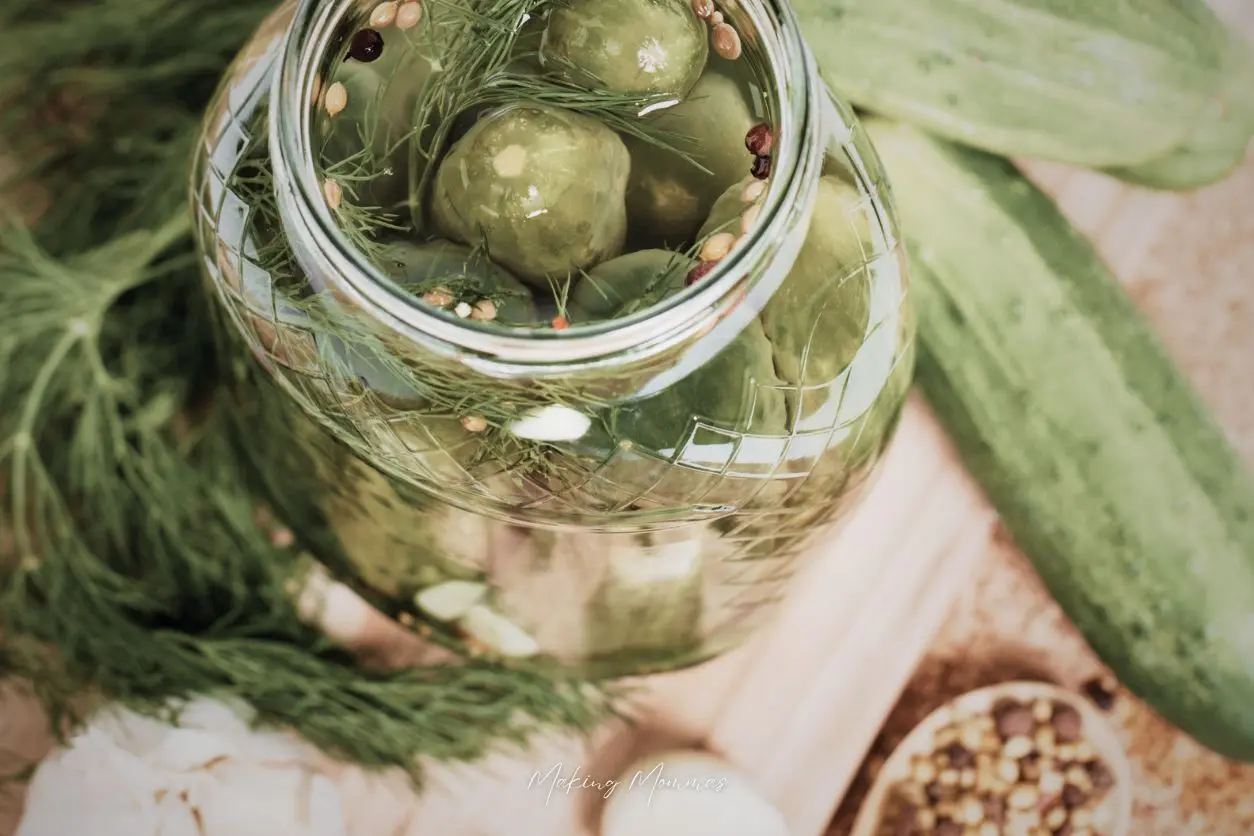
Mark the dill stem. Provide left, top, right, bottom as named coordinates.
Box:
left=9, top=328, right=78, bottom=558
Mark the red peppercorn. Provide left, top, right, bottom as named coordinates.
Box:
left=685, top=261, right=717, bottom=286
left=745, top=123, right=774, bottom=156
left=750, top=154, right=772, bottom=180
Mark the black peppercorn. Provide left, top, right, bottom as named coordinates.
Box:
left=1082, top=676, right=1117, bottom=711
left=750, top=154, right=772, bottom=180
left=348, top=28, right=384, bottom=63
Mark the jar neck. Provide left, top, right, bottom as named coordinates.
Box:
left=268, top=0, right=825, bottom=378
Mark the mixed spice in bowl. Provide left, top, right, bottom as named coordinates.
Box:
left=854, top=682, right=1132, bottom=836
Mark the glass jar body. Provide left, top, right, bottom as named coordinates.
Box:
left=191, top=0, right=915, bottom=677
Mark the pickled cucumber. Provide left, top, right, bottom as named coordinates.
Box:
left=612, top=317, right=788, bottom=454
left=757, top=177, right=874, bottom=424
left=584, top=528, right=706, bottom=658
left=432, top=103, right=631, bottom=286
left=540, top=0, right=709, bottom=97
left=625, top=59, right=762, bottom=246
left=570, top=249, right=696, bottom=319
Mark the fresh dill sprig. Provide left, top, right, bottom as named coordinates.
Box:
left=0, top=0, right=618, bottom=774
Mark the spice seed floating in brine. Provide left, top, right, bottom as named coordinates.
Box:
left=540, top=0, right=710, bottom=97
left=432, top=103, right=631, bottom=287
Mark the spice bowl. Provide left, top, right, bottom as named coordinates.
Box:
left=850, top=681, right=1133, bottom=836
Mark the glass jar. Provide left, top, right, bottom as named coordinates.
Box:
left=191, top=0, right=915, bottom=677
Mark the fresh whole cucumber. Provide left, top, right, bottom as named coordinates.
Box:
left=1104, top=25, right=1254, bottom=190
left=863, top=118, right=1254, bottom=761
left=793, top=0, right=1229, bottom=168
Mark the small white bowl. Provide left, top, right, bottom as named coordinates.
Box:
left=850, top=680, right=1133, bottom=836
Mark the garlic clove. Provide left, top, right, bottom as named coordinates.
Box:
left=413, top=580, right=489, bottom=622
left=459, top=605, right=540, bottom=658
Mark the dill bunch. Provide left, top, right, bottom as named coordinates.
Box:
left=0, top=0, right=617, bottom=775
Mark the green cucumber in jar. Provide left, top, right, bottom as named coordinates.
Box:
left=624, top=57, right=764, bottom=247
left=583, top=529, right=706, bottom=660
left=432, top=103, right=631, bottom=287
left=864, top=117, right=1254, bottom=761
left=540, top=0, right=709, bottom=97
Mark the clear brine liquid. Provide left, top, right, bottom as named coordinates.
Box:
left=312, top=0, right=773, bottom=330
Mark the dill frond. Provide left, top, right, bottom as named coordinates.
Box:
left=0, top=0, right=619, bottom=773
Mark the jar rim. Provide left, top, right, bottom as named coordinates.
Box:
left=269, top=0, right=823, bottom=373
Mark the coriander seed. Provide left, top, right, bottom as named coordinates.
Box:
left=322, top=178, right=343, bottom=209
left=700, top=232, right=737, bottom=262
left=710, top=10, right=725, bottom=25
left=711, top=22, right=742, bottom=60
left=370, top=1, right=398, bottom=27
left=470, top=299, right=498, bottom=321
left=1045, top=805, right=1068, bottom=829
left=741, top=178, right=767, bottom=202
left=461, top=415, right=488, bottom=433
left=1003, top=735, right=1034, bottom=760
left=324, top=81, right=348, bottom=116
left=1040, top=768, right=1065, bottom=795
left=395, top=1, right=423, bottom=29
left=1008, top=785, right=1037, bottom=810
